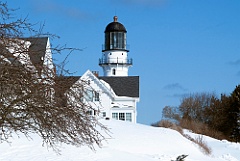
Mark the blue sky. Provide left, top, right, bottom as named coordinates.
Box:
left=8, top=0, right=240, bottom=125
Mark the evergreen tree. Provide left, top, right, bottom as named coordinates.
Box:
left=229, top=85, right=240, bottom=142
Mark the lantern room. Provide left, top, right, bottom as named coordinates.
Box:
left=103, top=16, right=128, bottom=52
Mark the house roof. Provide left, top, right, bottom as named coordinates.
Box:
left=55, top=74, right=140, bottom=98
left=1, top=37, right=48, bottom=71
left=0, top=43, right=15, bottom=61
left=22, top=37, right=48, bottom=74
left=99, top=76, right=139, bottom=98
left=54, top=76, right=81, bottom=93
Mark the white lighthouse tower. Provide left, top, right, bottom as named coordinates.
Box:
left=99, top=16, right=132, bottom=77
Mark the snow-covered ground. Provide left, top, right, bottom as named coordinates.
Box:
left=0, top=120, right=239, bottom=161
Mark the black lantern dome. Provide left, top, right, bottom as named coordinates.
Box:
left=105, top=16, right=127, bottom=33
left=103, top=16, right=128, bottom=52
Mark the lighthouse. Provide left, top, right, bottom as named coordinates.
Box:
left=58, top=16, right=139, bottom=123
left=99, top=16, right=132, bottom=77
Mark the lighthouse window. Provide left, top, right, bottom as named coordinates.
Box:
left=112, top=69, right=116, bottom=75
left=108, top=32, right=126, bottom=50
left=110, top=32, right=115, bottom=49
left=114, top=33, right=117, bottom=47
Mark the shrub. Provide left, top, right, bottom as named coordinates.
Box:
left=179, top=119, right=226, bottom=140
left=183, top=133, right=211, bottom=155
left=152, top=120, right=211, bottom=155
left=155, top=120, right=174, bottom=128
left=151, top=120, right=183, bottom=135
left=194, top=136, right=212, bottom=155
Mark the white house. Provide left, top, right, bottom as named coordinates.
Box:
left=78, top=70, right=139, bottom=123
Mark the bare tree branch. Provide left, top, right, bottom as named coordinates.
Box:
left=0, top=2, right=106, bottom=152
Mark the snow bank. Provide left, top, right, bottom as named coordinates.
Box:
left=0, top=120, right=239, bottom=161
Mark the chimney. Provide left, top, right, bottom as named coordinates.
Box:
left=92, top=71, right=99, bottom=77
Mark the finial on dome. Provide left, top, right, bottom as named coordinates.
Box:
left=113, top=16, right=118, bottom=22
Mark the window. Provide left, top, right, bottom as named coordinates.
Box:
left=105, top=33, right=110, bottom=50
left=112, top=113, right=118, bottom=120
left=108, top=32, right=126, bottom=50
left=126, top=113, right=132, bottom=122
left=94, top=91, right=99, bottom=101
left=87, top=110, right=93, bottom=115
left=94, top=110, right=97, bottom=116
left=111, top=112, right=133, bottom=122
left=113, top=69, right=116, bottom=75
left=84, top=90, right=99, bottom=102
left=119, top=113, right=125, bottom=121
left=102, top=112, right=106, bottom=117
left=85, top=89, right=93, bottom=101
